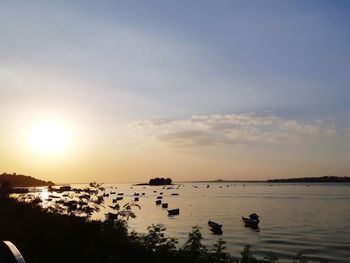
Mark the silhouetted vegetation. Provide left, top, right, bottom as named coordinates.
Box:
left=0, top=180, right=12, bottom=197
left=149, top=177, right=173, bottom=185
left=0, top=173, right=54, bottom=187
left=267, top=176, right=350, bottom=183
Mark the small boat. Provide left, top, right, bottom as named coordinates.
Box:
left=167, top=208, right=180, bottom=216
left=117, top=193, right=124, bottom=196
left=110, top=191, right=116, bottom=194
left=156, top=200, right=162, bottom=205
left=171, top=193, right=179, bottom=196
left=242, top=213, right=260, bottom=228
left=208, top=220, right=223, bottom=234
left=159, top=192, right=163, bottom=195
left=162, top=203, right=168, bottom=208
left=157, top=196, right=163, bottom=199
left=116, top=197, right=123, bottom=201
left=134, top=197, right=139, bottom=201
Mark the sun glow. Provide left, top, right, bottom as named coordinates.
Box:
left=29, top=122, right=70, bottom=154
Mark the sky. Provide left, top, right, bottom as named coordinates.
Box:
left=0, top=0, right=350, bottom=183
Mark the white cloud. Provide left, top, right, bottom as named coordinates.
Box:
left=128, top=112, right=333, bottom=147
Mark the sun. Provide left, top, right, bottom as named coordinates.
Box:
left=29, top=122, right=70, bottom=154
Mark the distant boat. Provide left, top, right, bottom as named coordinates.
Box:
left=156, top=200, right=162, bottom=205
left=117, top=193, right=124, bottom=196
left=162, top=203, right=168, bottom=208
left=168, top=208, right=180, bottom=216
left=157, top=196, right=163, bottom=199
left=116, top=197, right=123, bottom=201
left=242, top=213, right=260, bottom=228
left=208, top=220, right=223, bottom=234
left=171, top=193, right=179, bottom=196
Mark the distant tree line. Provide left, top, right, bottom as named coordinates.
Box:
left=149, top=177, right=172, bottom=185
left=267, top=176, right=350, bottom=183
left=0, top=173, right=54, bottom=187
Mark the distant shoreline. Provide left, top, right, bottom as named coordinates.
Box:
left=178, top=176, right=350, bottom=184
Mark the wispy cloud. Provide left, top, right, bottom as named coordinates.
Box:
left=129, top=112, right=343, bottom=147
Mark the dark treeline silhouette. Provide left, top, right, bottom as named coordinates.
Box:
left=0, top=173, right=54, bottom=187
left=149, top=177, right=172, bottom=185
left=267, top=176, right=350, bottom=183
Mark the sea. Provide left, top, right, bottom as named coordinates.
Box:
left=38, top=182, right=350, bottom=262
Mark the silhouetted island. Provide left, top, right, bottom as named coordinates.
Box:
left=0, top=173, right=54, bottom=187
left=267, top=176, right=350, bottom=183
left=136, top=177, right=173, bottom=186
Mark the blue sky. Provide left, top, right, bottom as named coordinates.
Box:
left=1, top=1, right=349, bottom=182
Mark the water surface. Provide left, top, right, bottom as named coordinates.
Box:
left=94, top=182, right=350, bottom=262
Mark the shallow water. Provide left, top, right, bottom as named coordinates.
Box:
left=91, top=182, right=350, bottom=263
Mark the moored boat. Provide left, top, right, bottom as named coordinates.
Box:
left=242, top=213, right=260, bottom=228
left=208, top=220, right=223, bottom=234
left=167, top=208, right=180, bottom=216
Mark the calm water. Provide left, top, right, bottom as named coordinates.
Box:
left=89, top=182, right=350, bottom=263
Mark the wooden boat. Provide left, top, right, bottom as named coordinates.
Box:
left=208, top=220, right=223, bottom=234
left=156, top=200, right=162, bottom=205
left=167, top=208, right=180, bottom=216
left=162, top=203, right=168, bottom=208
left=242, top=213, right=260, bottom=228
